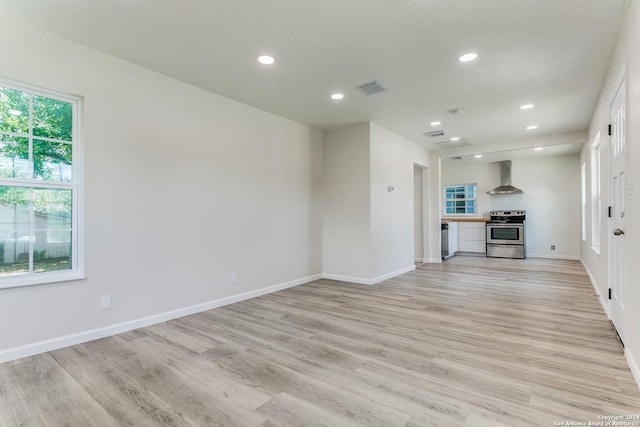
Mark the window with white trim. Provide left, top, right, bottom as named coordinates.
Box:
left=0, top=78, right=82, bottom=288
left=581, top=162, right=586, bottom=241
left=590, top=133, right=601, bottom=253
left=444, top=184, right=477, bottom=215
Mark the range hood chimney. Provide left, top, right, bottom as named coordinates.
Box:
left=487, top=160, right=523, bottom=195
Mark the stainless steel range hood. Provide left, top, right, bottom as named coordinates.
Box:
left=487, top=160, right=523, bottom=195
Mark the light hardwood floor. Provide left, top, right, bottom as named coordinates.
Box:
left=1, top=256, right=639, bottom=426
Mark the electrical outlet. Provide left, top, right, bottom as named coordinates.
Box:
left=101, top=295, right=112, bottom=310
left=550, top=245, right=556, bottom=250
left=231, top=273, right=238, bottom=284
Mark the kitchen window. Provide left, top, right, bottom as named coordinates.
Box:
left=444, top=184, right=477, bottom=215
left=0, top=78, right=83, bottom=288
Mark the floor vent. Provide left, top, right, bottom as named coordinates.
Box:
left=356, top=80, right=387, bottom=96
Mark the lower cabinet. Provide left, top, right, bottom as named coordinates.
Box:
left=458, top=222, right=486, bottom=253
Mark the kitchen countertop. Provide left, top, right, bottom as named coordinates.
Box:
left=441, top=218, right=490, bottom=223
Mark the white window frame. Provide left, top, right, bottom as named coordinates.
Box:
left=443, top=183, right=477, bottom=216
left=581, top=163, right=586, bottom=241
left=590, top=133, right=601, bottom=254
left=0, top=77, right=83, bottom=289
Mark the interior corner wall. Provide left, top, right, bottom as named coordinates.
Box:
left=322, top=124, right=373, bottom=281
left=0, top=17, right=323, bottom=357
left=369, top=123, right=429, bottom=278
left=581, top=0, right=640, bottom=387
left=322, top=122, right=430, bottom=283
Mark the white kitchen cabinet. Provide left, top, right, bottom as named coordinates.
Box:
left=458, top=222, right=486, bottom=253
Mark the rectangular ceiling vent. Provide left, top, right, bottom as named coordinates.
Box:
left=433, top=139, right=471, bottom=148
left=356, top=80, right=387, bottom=96
left=424, top=130, right=445, bottom=138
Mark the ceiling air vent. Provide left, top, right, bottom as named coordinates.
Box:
left=424, top=130, right=445, bottom=138
left=355, top=80, right=387, bottom=96
left=433, top=139, right=471, bottom=148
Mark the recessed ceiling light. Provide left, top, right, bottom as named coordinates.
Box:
left=430, top=121, right=441, bottom=126
left=520, top=104, right=534, bottom=110
left=526, top=125, right=538, bottom=130
left=450, top=137, right=460, bottom=141
left=474, top=154, right=483, bottom=158
left=458, top=53, right=478, bottom=63
left=257, top=55, right=275, bottom=65
left=535, top=147, right=544, bottom=151
left=330, top=93, right=344, bottom=100
left=8, top=109, right=22, bottom=116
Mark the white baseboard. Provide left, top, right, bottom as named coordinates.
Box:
left=426, top=257, right=443, bottom=263
left=580, top=258, right=610, bottom=318
left=323, top=264, right=416, bottom=286
left=0, top=273, right=322, bottom=364
left=321, top=273, right=373, bottom=285
left=370, top=264, right=416, bottom=284
left=527, top=253, right=580, bottom=260
left=415, top=258, right=438, bottom=263
left=626, top=346, right=640, bottom=392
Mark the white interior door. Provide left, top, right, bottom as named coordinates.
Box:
left=609, top=78, right=626, bottom=342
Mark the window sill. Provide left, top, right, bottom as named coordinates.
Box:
left=0, top=271, right=85, bottom=290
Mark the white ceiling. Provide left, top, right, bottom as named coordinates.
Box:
left=441, top=142, right=583, bottom=165
left=0, top=0, right=627, bottom=150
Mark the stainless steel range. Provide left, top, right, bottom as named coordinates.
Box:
left=486, top=210, right=526, bottom=259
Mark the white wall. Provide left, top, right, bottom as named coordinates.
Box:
left=414, top=166, right=424, bottom=261
left=427, top=157, right=443, bottom=262
left=0, top=17, right=323, bottom=358
left=322, top=124, right=372, bottom=280
left=441, top=162, right=495, bottom=218
left=581, top=0, right=640, bottom=386
left=504, top=156, right=580, bottom=259
left=442, top=154, right=581, bottom=259
left=322, top=122, right=430, bottom=283
left=370, top=123, right=429, bottom=278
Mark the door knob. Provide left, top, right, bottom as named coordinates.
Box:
left=613, top=229, right=625, bottom=236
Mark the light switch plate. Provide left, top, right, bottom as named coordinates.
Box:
left=101, top=295, right=112, bottom=310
